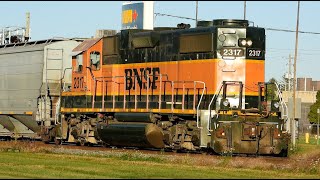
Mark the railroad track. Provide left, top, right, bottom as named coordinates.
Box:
left=0, top=139, right=291, bottom=164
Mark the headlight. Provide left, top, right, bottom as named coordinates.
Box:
left=241, top=39, right=247, bottom=46
left=247, top=40, right=252, bottom=46
left=273, top=102, right=280, bottom=108
left=238, top=38, right=252, bottom=47
left=223, top=99, right=229, bottom=107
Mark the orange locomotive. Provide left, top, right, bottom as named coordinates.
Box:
left=43, top=19, right=289, bottom=156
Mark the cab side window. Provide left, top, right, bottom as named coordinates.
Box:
left=76, top=54, right=83, bottom=72
left=90, top=51, right=101, bottom=71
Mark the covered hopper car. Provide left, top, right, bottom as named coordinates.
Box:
left=0, top=38, right=83, bottom=139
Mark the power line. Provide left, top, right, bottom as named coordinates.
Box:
left=268, top=48, right=320, bottom=51
left=265, top=28, right=320, bottom=35
left=154, top=12, right=320, bottom=35
left=154, top=13, right=204, bottom=21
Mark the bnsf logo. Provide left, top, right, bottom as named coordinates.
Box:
left=125, top=67, right=160, bottom=90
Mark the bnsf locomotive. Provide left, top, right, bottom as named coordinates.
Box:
left=0, top=19, right=290, bottom=156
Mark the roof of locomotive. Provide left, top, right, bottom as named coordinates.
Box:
left=120, top=19, right=264, bottom=37
left=72, top=37, right=101, bottom=53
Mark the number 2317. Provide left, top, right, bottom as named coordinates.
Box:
left=248, top=49, right=262, bottom=57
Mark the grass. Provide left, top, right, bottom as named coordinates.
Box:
left=289, top=134, right=320, bottom=154
left=0, top=151, right=318, bottom=179
left=0, top=138, right=319, bottom=179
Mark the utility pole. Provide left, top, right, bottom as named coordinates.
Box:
left=244, top=1, right=246, bottom=20
left=292, top=1, right=300, bottom=149
left=286, top=54, right=293, bottom=134
left=195, top=1, right=198, bottom=27
left=288, top=54, right=292, bottom=92
left=317, top=108, right=320, bottom=145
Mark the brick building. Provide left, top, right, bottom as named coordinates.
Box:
left=297, top=77, right=320, bottom=91
left=282, top=77, right=320, bottom=134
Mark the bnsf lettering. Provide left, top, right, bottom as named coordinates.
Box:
left=125, top=67, right=160, bottom=90
left=73, top=77, right=84, bottom=89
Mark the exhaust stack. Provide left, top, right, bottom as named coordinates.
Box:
left=25, top=12, right=30, bottom=42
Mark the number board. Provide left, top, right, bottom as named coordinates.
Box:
left=220, top=48, right=244, bottom=57
left=247, top=48, right=263, bottom=58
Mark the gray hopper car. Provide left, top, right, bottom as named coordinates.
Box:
left=0, top=38, right=83, bottom=139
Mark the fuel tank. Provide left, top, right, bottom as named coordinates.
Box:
left=96, top=122, right=165, bottom=149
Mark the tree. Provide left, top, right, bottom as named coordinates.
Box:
left=267, top=78, right=278, bottom=100
left=277, top=73, right=292, bottom=91
left=280, top=73, right=289, bottom=91
left=307, top=90, right=320, bottom=124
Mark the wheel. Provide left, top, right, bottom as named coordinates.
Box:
left=277, top=148, right=288, bottom=157
left=87, top=143, right=94, bottom=147
left=54, top=138, right=61, bottom=145
left=80, top=139, right=86, bottom=146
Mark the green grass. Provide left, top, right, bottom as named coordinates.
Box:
left=0, top=138, right=319, bottom=179
left=0, top=151, right=318, bottom=179
left=289, top=134, right=320, bottom=154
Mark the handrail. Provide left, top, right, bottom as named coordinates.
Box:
left=158, top=74, right=162, bottom=111
left=195, top=81, right=206, bottom=128
left=54, top=97, right=60, bottom=125
left=92, top=79, right=96, bottom=109
left=207, top=82, right=224, bottom=130
left=102, top=77, right=105, bottom=109
left=135, top=75, right=138, bottom=110
left=171, top=81, right=174, bottom=112
left=123, top=76, right=126, bottom=110
left=86, top=74, right=205, bottom=114
left=274, top=82, right=288, bottom=122
left=147, top=75, right=149, bottom=110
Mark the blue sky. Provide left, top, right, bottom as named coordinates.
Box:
left=1, top=1, right=320, bottom=82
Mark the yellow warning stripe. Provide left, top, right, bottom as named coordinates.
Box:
left=102, top=59, right=265, bottom=68
left=0, top=111, right=33, bottom=115
left=61, top=91, right=259, bottom=97
left=218, top=110, right=278, bottom=117
left=61, top=107, right=197, bottom=115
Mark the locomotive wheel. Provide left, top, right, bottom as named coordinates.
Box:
left=277, top=148, right=288, bottom=157
left=54, top=138, right=61, bottom=145
left=87, top=142, right=94, bottom=147
left=80, top=139, right=86, bottom=146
